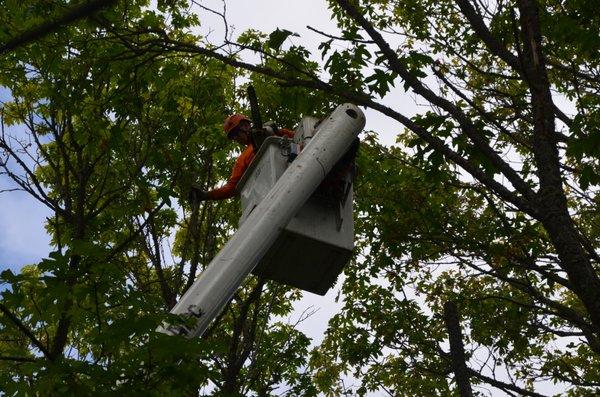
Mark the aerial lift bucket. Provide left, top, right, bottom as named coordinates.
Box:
left=236, top=118, right=354, bottom=295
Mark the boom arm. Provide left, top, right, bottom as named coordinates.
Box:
left=158, top=104, right=365, bottom=338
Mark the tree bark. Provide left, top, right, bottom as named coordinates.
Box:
left=517, top=0, right=600, bottom=334
left=443, top=301, right=473, bottom=397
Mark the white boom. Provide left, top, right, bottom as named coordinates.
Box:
left=159, top=104, right=365, bottom=338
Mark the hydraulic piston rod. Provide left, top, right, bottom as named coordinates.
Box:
left=159, top=104, right=365, bottom=338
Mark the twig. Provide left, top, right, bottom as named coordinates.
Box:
left=306, top=25, right=374, bottom=44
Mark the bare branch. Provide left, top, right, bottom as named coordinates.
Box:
left=306, top=25, right=375, bottom=44
left=467, top=367, right=547, bottom=397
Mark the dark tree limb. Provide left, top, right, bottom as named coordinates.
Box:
left=334, top=0, right=537, bottom=204
left=442, top=301, right=473, bottom=397
left=516, top=0, right=600, bottom=335
left=222, top=279, right=265, bottom=394
left=48, top=257, right=79, bottom=361
left=0, top=0, right=118, bottom=55
left=306, top=25, right=375, bottom=43
left=0, top=355, right=37, bottom=363
left=146, top=214, right=175, bottom=308
left=453, top=0, right=522, bottom=71
left=0, top=303, right=51, bottom=359
left=466, top=367, right=547, bottom=397
left=438, top=347, right=548, bottom=397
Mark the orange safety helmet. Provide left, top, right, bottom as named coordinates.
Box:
left=223, top=114, right=251, bottom=138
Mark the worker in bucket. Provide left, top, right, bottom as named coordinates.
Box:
left=189, top=114, right=295, bottom=202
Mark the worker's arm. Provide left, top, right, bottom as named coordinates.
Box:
left=205, top=128, right=292, bottom=201
left=276, top=128, right=295, bottom=139
left=206, top=146, right=254, bottom=200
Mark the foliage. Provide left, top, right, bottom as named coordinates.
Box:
left=0, top=1, right=319, bottom=395
left=304, top=1, right=600, bottom=395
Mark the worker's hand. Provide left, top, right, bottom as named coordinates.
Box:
left=188, top=184, right=208, bottom=204
left=263, top=121, right=279, bottom=135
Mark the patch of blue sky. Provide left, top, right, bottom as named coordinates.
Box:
left=0, top=86, right=54, bottom=274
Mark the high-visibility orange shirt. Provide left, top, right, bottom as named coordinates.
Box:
left=207, top=128, right=295, bottom=200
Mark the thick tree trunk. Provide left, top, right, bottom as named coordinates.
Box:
left=517, top=0, right=600, bottom=334
left=541, top=216, right=600, bottom=333
left=443, top=301, right=474, bottom=397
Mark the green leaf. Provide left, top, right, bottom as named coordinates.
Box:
left=267, top=28, right=299, bottom=50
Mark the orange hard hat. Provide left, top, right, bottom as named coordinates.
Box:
left=223, top=114, right=251, bottom=137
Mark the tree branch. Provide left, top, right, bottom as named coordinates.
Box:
left=453, top=0, right=522, bottom=71
left=467, top=367, right=547, bottom=397
left=334, top=0, right=537, bottom=205
left=0, top=302, right=51, bottom=359
left=0, top=355, right=37, bottom=363
left=443, top=301, right=473, bottom=397
left=0, top=0, right=118, bottom=55
left=306, top=25, right=374, bottom=44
